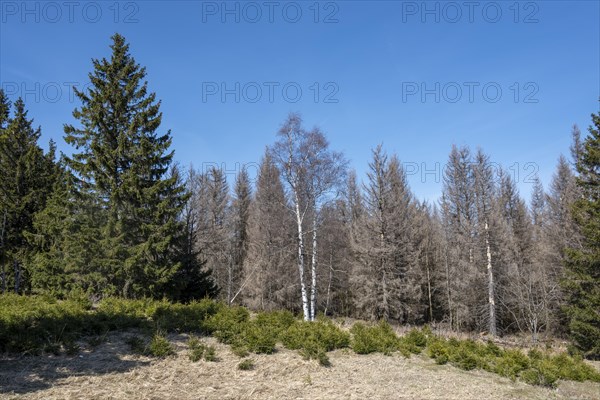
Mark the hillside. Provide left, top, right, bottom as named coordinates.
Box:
left=2, top=332, right=599, bottom=400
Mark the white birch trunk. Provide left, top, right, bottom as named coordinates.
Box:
left=309, top=213, right=318, bottom=321
left=294, top=190, right=310, bottom=321
left=485, top=221, right=497, bottom=336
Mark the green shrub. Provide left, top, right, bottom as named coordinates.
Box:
left=427, top=339, right=450, bottom=365
left=495, top=349, right=530, bottom=379
left=205, top=306, right=250, bottom=344
left=402, top=328, right=429, bottom=350
left=282, top=319, right=349, bottom=352
left=241, top=322, right=277, bottom=354
left=280, top=319, right=348, bottom=365
left=95, top=297, right=157, bottom=331
left=231, top=343, right=250, bottom=358
left=238, top=359, right=255, bottom=370
left=548, top=353, right=600, bottom=382
left=0, top=293, right=90, bottom=353
left=520, top=359, right=559, bottom=387
left=203, top=345, right=217, bottom=362
left=154, top=299, right=222, bottom=333
left=187, top=336, right=205, bottom=362
left=254, top=310, right=296, bottom=336
left=350, top=321, right=400, bottom=355
left=148, top=333, right=175, bottom=358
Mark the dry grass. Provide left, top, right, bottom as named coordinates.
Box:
left=1, top=331, right=598, bottom=400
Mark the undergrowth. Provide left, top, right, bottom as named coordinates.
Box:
left=2, top=293, right=599, bottom=387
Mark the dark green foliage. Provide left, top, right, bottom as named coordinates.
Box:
left=205, top=306, right=250, bottom=343
left=240, top=323, right=278, bottom=354
left=419, top=333, right=600, bottom=386
left=148, top=332, right=175, bottom=358
left=427, top=339, right=450, bottom=364
left=234, top=310, right=296, bottom=355
left=153, top=299, right=223, bottom=333
left=520, top=362, right=559, bottom=388
left=281, top=318, right=350, bottom=352
left=60, top=34, right=189, bottom=298
left=187, top=336, right=205, bottom=362
left=204, top=345, right=218, bottom=361
left=231, top=344, right=250, bottom=358
left=563, top=109, right=600, bottom=359
left=0, top=294, right=89, bottom=353
left=399, top=327, right=431, bottom=355
left=0, top=93, right=58, bottom=294
left=4, top=295, right=600, bottom=386
left=238, top=359, right=255, bottom=370
left=350, top=321, right=401, bottom=355
left=0, top=294, right=221, bottom=353
left=547, top=353, right=600, bottom=382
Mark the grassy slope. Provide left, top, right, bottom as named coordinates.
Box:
left=1, top=332, right=599, bottom=400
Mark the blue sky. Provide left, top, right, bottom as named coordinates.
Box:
left=1, top=0, right=599, bottom=202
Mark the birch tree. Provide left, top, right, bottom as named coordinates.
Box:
left=271, top=113, right=346, bottom=321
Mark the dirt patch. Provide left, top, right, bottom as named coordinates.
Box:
left=1, top=332, right=598, bottom=400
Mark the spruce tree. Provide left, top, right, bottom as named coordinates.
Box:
left=229, top=168, right=251, bottom=303
left=564, top=109, right=600, bottom=358
left=63, top=34, right=186, bottom=298
left=0, top=93, right=56, bottom=293
left=166, top=165, right=217, bottom=302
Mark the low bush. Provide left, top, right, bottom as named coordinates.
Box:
left=240, top=322, right=278, bottom=354
left=427, top=339, right=450, bottom=365
left=4, top=294, right=600, bottom=387
left=281, top=318, right=348, bottom=365
left=203, top=345, right=217, bottom=361
left=350, top=321, right=401, bottom=355
left=399, top=327, right=431, bottom=355
left=187, top=336, right=205, bottom=362
left=154, top=299, right=222, bottom=333
left=238, top=359, right=255, bottom=370
left=0, top=293, right=90, bottom=353
left=546, top=353, right=600, bottom=382
left=204, top=306, right=250, bottom=344
left=148, top=332, right=175, bottom=358
left=494, top=349, right=530, bottom=380
left=282, top=319, right=350, bottom=352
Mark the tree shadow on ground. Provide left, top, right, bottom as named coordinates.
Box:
left=0, top=335, right=151, bottom=395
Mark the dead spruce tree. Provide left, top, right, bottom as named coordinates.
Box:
left=352, top=145, right=421, bottom=322
left=227, top=168, right=251, bottom=304
left=243, top=150, right=295, bottom=311
left=440, top=145, right=478, bottom=331
left=271, top=113, right=346, bottom=321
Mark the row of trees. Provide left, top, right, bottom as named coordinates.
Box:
left=1, top=34, right=598, bottom=357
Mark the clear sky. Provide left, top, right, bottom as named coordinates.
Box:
left=1, top=0, right=599, bottom=203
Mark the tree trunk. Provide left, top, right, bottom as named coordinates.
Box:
left=13, top=259, right=20, bottom=294
left=426, top=252, right=433, bottom=322
left=444, top=249, right=453, bottom=329
left=381, top=264, right=389, bottom=321
left=227, top=256, right=233, bottom=304
left=485, top=221, right=497, bottom=336
left=0, top=210, right=6, bottom=294
left=324, top=253, right=333, bottom=317
left=1, top=262, right=6, bottom=294
left=310, top=213, right=318, bottom=321
left=294, top=191, right=310, bottom=321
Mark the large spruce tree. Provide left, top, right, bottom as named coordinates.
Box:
left=564, top=109, right=600, bottom=358
left=0, top=92, right=57, bottom=293
left=63, top=34, right=186, bottom=298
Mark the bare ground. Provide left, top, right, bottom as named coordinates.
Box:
left=1, top=332, right=598, bottom=400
